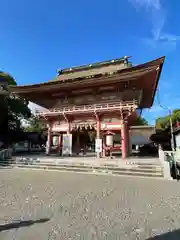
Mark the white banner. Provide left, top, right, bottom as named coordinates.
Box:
left=62, top=134, right=72, bottom=155
left=95, top=138, right=102, bottom=153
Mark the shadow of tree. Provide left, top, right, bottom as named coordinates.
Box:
left=146, top=228, right=180, bottom=240
left=0, top=218, right=50, bottom=232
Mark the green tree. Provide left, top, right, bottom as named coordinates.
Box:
left=156, top=109, right=180, bottom=130
left=0, top=72, right=31, bottom=146
left=24, top=115, right=46, bottom=133
left=133, top=116, right=148, bottom=126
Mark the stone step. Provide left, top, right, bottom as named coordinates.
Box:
left=13, top=159, right=162, bottom=167
left=12, top=164, right=164, bottom=178
left=12, top=161, right=163, bottom=171
left=13, top=157, right=161, bottom=166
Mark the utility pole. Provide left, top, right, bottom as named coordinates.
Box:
left=169, top=109, right=175, bottom=151
left=157, top=102, right=175, bottom=152
left=157, top=88, right=175, bottom=151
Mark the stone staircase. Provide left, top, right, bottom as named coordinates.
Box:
left=11, top=156, right=164, bottom=178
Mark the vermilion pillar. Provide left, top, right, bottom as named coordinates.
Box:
left=128, top=130, right=132, bottom=156
left=96, top=117, right=101, bottom=158
left=126, top=124, right=130, bottom=156
left=46, top=123, right=52, bottom=155
left=121, top=120, right=128, bottom=159
left=67, top=121, right=71, bottom=134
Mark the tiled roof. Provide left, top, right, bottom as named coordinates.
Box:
left=10, top=56, right=164, bottom=91
left=9, top=56, right=165, bottom=109
left=54, top=56, right=131, bottom=81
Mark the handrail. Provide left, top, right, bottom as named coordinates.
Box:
left=36, top=100, right=138, bottom=115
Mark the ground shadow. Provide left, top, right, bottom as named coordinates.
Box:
left=0, top=218, right=50, bottom=232
left=146, top=228, right=180, bottom=240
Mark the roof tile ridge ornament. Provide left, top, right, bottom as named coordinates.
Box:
left=57, top=56, right=131, bottom=75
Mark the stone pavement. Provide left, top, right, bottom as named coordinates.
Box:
left=0, top=169, right=179, bottom=239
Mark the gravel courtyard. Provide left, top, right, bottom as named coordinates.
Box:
left=0, top=169, right=180, bottom=239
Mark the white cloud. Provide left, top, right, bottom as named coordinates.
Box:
left=129, top=0, right=180, bottom=49
left=132, top=0, right=161, bottom=10
left=159, top=34, right=180, bottom=42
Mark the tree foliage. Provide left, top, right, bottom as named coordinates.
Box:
left=133, top=116, right=148, bottom=126
left=0, top=72, right=31, bottom=145
left=151, top=109, right=180, bottom=150
left=24, top=115, right=46, bottom=133
left=156, top=109, right=180, bottom=130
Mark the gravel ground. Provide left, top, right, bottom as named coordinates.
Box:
left=0, top=169, right=180, bottom=239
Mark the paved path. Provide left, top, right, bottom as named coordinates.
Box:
left=0, top=169, right=179, bottom=239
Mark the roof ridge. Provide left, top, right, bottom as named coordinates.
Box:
left=57, top=56, right=131, bottom=75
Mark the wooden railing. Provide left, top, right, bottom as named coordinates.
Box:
left=36, top=100, right=138, bottom=116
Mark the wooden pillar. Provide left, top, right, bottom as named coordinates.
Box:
left=126, top=124, right=130, bottom=156
left=96, top=117, right=101, bottom=158
left=46, top=123, right=52, bottom=155
left=58, top=134, right=62, bottom=155
left=102, top=135, right=106, bottom=157
left=67, top=121, right=71, bottom=134
left=128, top=130, right=132, bottom=156
left=121, top=120, right=128, bottom=159
left=76, top=133, right=80, bottom=155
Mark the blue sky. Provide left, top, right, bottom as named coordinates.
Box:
left=0, top=0, right=180, bottom=124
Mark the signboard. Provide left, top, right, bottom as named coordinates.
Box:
left=62, top=134, right=72, bottom=155
left=101, top=123, right=121, bottom=130
left=95, top=138, right=102, bottom=153
left=52, top=124, right=68, bottom=132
